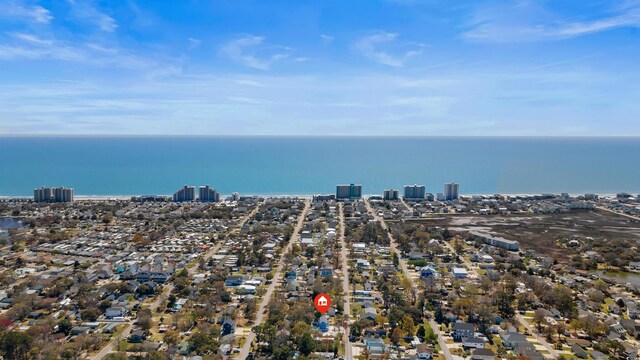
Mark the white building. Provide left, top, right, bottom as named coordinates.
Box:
left=383, top=189, right=399, bottom=201
left=199, top=185, right=220, bottom=202
left=173, top=185, right=196, bottom=202
left=34, top=186, right=74, bottom=202
left=444, top=182, right=459, bottom=200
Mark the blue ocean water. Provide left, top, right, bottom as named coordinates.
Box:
left=1, top=136, right=639, bottom=196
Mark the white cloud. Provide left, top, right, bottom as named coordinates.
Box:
left=2, top=67, right=639, bottom=135
left=188, top=38, right=202, bottom=49
left=320, top=34, right=334, bottom=44
left=0, top=32, right=180, bottom=75
left=220, top=35, right=290, bottom=70
left=67, top=0, right=118, bottom=32
left=0, top=1, right=52, bottom=23
left=462, top=0, right=640, bottom=42
left=354, top=32, right=423, bottom=67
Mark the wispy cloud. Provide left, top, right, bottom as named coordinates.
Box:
left=0, top=0, right=52, bottom=24
left=0, top=33, right=84, bottom=61
left=0, top=31, right=180, bottom=76
left=67, top=0, right=118, bottom=32
left=188, top=38, right=202, bottom=49
left=320, top=34, right=334, bottom=44
left=354, top=32, right=423, bottom=67
left=463, top=0, right=640, bottom=42
left=220, top=35, right=290, bottom=70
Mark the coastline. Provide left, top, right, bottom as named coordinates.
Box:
left=0, top=192, right=629, bottom=201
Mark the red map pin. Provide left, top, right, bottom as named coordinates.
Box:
left=314, top=293, right=331, bottom=314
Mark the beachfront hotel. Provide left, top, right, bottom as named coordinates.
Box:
left=336, top=184, right=362, bottom=199
left=199, top=185, right=220, bottom=202
left=404, top=184, right=426, bottom=200
left=444, top=182, right=460, bottom=200
left=173, top=185, right=196, bottom=202
left=33, top=186, right=74, bottom=203
left=383, top=189, right=399, bottom=201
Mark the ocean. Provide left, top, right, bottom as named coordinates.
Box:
left=1, top=136, right=639, bottom=196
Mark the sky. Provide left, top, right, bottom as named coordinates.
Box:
left=0, top=0, right=639, bottom=136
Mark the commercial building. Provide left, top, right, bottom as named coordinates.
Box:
left=404, top=184, right=426, bottom=199
left=173, top=185, right=196, bottom=202
left=470, top=231, right=520, bottom=251
left=131, top=195, right=170, bottom=202
left=33, top=187, right=74, bottom=202
left=313, top=194, right=336, bottom=202
left=336, top=184, right=362, bottom=199
left=199, top=185, right=220, bottom=202
left=383, top=189, right=399, bottom=201
left=231, top=192, right=240, bottom=202
left=444, top=182, right=460, bottom=200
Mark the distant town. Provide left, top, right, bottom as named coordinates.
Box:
left=0, top=183, right=640, bottom=360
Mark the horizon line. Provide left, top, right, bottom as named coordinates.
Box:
left=3, top=134, right=640, bottom=139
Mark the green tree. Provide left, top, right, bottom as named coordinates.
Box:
left=80, top=307, right=100, bottom=322
left=401, top=315, right=416, bottom=336
left=189, top=331, right=219, bottom=355
left=390, top=327, right=404, bottom=344
left=58, top=317, right=73, bottom=336
left=298, top=332, right=314, bottom=356
left=0, top=331, right=33, bottom=360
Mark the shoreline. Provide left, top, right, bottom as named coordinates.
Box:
left=0, top=192, right=632, bottom=201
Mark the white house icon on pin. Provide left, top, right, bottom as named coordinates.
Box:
left=317, top=296, right=328, bottom=307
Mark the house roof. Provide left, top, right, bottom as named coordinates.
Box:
left=453, top=322, right=474, bottom=331
left=472, top=348, right=495, bottom=356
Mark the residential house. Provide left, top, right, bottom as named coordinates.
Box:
left=318, top=315, right=329, bottom=333
left=471, top=348, right=495, bottom=360
left=361, top=307, right=377, bottom=321
left=463, top=337, right=485, bottom=349
left=221, top=318, right=235, bottom=336
left=71, top=326, right=90, bottom=336
left=416, top=344, right=433, bottom=359
left=128, top=330, right=145, bottom=343
left=365, top=337, right=386, bottom=357
left=224, top=275, right=245, bottom=287
left=453, top=322, right=474, bottom=341
left=571, top=343, right=588, bottom=359
left=105, top=307, right=126, bottom=319
left=452, top=267, right=468, bottom=279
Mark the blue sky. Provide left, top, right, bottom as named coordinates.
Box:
left=0, top=0, right=639, bottom=136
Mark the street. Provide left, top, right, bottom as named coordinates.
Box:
left=237, top=200, right=311, bottom=360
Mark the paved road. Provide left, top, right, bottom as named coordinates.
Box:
left=597, top=206, right=640, bottom=222
left=237, top=200, right=311, bottom=360
left=338, top=203, right=353, bottom=360
left=442, top=235, right=559, bottom=359
left=399, top=198, right=411, bottom=212
left=92, top=203, right=261, bottom=360
left=427, top=318, right=453, bottom=360
left=516, top=314, right=559, bottom=359
left=364, top=200, right=418, bottom=300
left=364, top=199, right=453, bottom=360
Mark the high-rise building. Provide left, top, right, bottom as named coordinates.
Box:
left=231, top=192, right=241, bottom=202
left=336, top=184, right=362, bottom=199
left=199, top=185, right=220, bottom=202
left=404, top=184, right=426, bottom=199
left=383, top=189, right=399, bottom=201
left=444, top=182, right=459, bottom=200
left=34, top=187, right=74, bottom=202
left=173, top=185, right=196, bottom=202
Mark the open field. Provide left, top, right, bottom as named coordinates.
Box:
left=410, top=209, right=640, bottom=259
